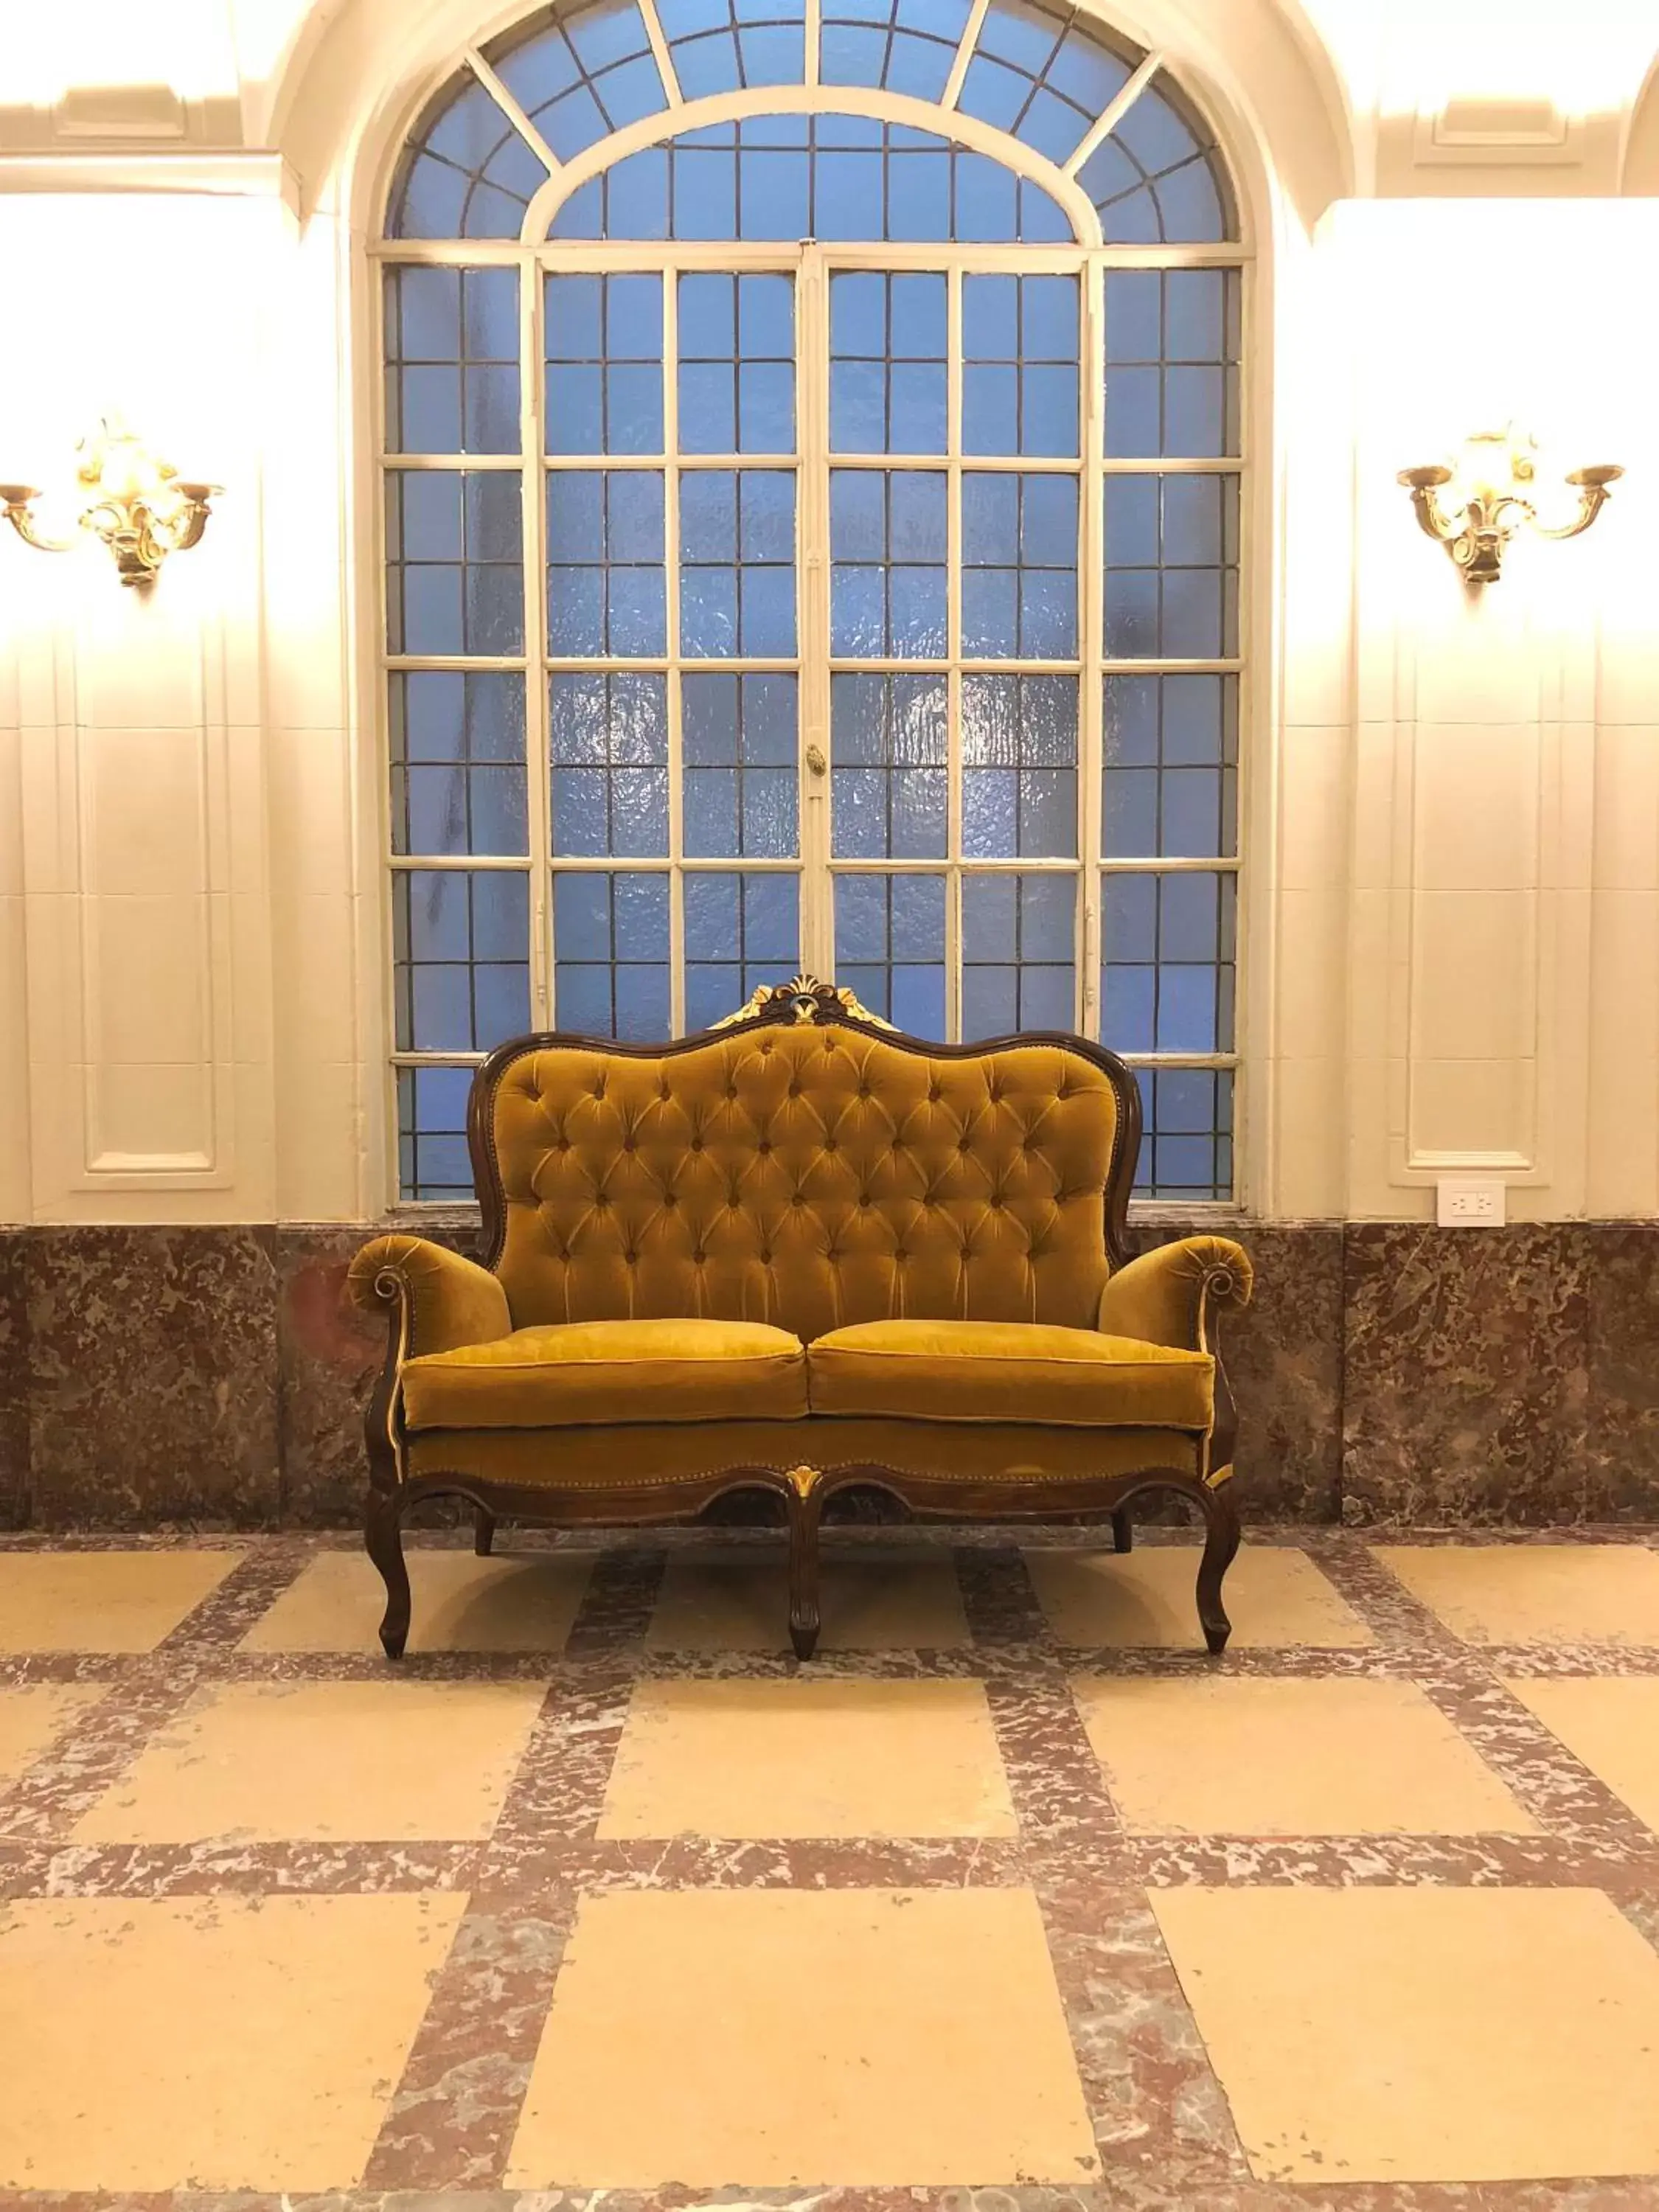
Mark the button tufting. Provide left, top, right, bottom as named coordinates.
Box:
left=958, top=1135, right=971, bottom=1152
left=623, top=1136, right=636, bottom=1152
left=858, top=1082, right=871, bottom=1099
left=788, top=1080, right=801, bottom=1097
left=663, top=1192, right=678, bottom=1208
left=824, top=1136, right=838, bottom=1153
left=758, top=1139, right=772, bottom=1155
left=692, top=1247, right=707, bottom=1264
left=858, top=1194, right=872, bottom=1208
left=928, top=1084, right=941, bottom=1102
left=690, top=1136, right=704, bottom=1152
left=895, top=1248, right=908, bottom=1262
left=625, top=1248, right=638, bottom=1264
left=992, top=1196, right=1005, bottom=1210
left=726, top=1082, right=738, bottom=1099
left=759, top=1247, right=773, bottom=1263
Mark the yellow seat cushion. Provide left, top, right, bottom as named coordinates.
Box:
left=402, top=1318, right=808, bottom=1431
left=806, top=1318, right=1213, bottom=1429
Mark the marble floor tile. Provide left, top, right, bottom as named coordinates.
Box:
left=0, top=1683, right=105, bottom=1784
left=506, top=1886, right=1098, bottom=2186
left=1151, top=1885, right=1659, bottom=2183
left=1074, top=1676, right=1538, bottom=1834
left=1504, top=1674, right=1659, bottom=1831
left=1025, top=1541, right=1377, bottom=1649
left=1375, top=1542, right=1659, bottom=1644
left=72, top=1680, right=547, bottom=1843
left=0, top=1892, right=465, bottom=2188
left=240, top=1547, right=594, bottom=1654
left=598, top=1677, right=1018, bottom=1839
left=647, top=1548, right=972, bottom=1650
left=0, top=1547, right=244, bottom=1652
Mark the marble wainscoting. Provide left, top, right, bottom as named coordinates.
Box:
left=0, top=1220, right=1653, bottom=1528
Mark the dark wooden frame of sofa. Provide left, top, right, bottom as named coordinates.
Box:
left=361, top=981, right=1242, bottom=1660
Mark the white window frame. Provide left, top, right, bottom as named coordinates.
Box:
left=372, top=50, right=1251, bottom=1212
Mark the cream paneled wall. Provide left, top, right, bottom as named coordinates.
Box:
left=0, top=3, right=1657, bottom=1228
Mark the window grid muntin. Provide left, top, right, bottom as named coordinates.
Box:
left=380, top=84, right=1247, bottom=1206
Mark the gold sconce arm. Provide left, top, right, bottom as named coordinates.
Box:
left=1398, top=465, right=1459, bottom=546
left=0, top=485, right=81, bottom=557
left=1529, top=464, right=1624, bottom=543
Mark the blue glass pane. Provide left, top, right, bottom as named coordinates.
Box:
left=684, top=872, right=801, bottom=1027
left=681, top=470, right=796, bottom=655
left=397, top=1065, right=478, bottom=1199
left=554, top=869, right=672, bottom=1036
left=485, top=0, right=667, bottom=164
left=1104, top=474, right=1239, bottom=659
left=1103, top=672, right=1238, bottom=859
left=546, top=471, right=667, bottom=655
left=1102, top=867, right=1236, bottom=1055
left=390, top=672, right=528, bottom=856
left=830, top=471, right=946, bottom=657
left=834, top=872, right=947, bottom=1033
left=682, top=672, right=800, bottom=855
left=831, top=673, right=947, bottom=859
left=678, top=274, right=796, bottom=453
left=1131, top=1067, right=1233, bottom=1197
left=830, top=270, right=947, bottom=455
left=961, top=871, right=1074, bottom=1034
left=549, top=671, right=669, bottom=855
left=385, top=268, right=519, bottom=455
left=957, top=0, right=1135, bottom=167
left=1079, top=72, right=1236, bottom=244
left=546, top=273, right=664, bottom=455
left=393, top=869, right=530, bottom=1049
left=961, top=675, right=1077, bottom=858
left=963, top=274, right=1077, bottom=458
left=961, top=473, right=1077, bottom=659
left=1105, top=268, right=1239, bottom=459
left=388, top=70, right=549, bottom=240
left=386, top=472, right=524, bottom=655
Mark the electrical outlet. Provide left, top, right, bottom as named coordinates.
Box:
left=1436, top=1178, right=1506, bottom=1227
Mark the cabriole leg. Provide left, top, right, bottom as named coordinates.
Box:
left=785, top=1467, right=824, bottom=1661
left=1194, top=1472, right=1242, bottom=1655
left=474, top=1506, right=497, bottom=1557
left=366, top=1484, right=411, bottom=1660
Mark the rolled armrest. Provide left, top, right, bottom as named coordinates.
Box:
left=1096, top=1235, right=1253, bottom=1353
left=347, top=1234, right=513, bottom=1358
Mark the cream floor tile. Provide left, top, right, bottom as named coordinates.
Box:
left=1074, top=1676, right=1537, bottom=1834
left=599, top=1678, right=1017, bottom=1839
left=1026, top=1544, right=1374, bottom=1649
left=1375, top=1543, right=1659, bottom=1644
left=0, top=1684, right=105, bottom=1785
left=0, top=1548, right=243, bottom=1652
left=647, top=1550, right=971, bottom=1651
left=1152, top=1886, right=1659, bottom=2183
left=1505, top=1674, right=1659, bottom=1830
left=72, top=1680, right=546, bottom=1843
left=0, top=1891, right=465, bottom=2188
left=507, top=1887, right=1097, bottom=2187
left=240, top=1548, right=593, bottom=1653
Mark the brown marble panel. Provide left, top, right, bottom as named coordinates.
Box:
left=1578, top=1224, right=1659, bottom=1522
left=0, top=1229, right=26, bottom=1528
left=27, top=1228, right=279, bottom=1528
left=1342, top=1225, right=1596, bottom=1527
left=1130, top=1222, right=1343, bottom=1522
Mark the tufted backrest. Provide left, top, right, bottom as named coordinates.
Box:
left=479, top=1018, right=1130, bottom=1342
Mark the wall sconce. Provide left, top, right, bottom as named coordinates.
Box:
left=1398, top=426, right=1621, bottom=585
left=0, top=417, right=218, bottom=588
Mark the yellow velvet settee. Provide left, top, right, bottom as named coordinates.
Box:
left=347, top=978, right=1253, bottom=1658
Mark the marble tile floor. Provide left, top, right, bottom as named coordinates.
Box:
left=0, top=1524, right=1657, bottom=2209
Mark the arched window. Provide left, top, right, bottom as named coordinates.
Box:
left=380, top=0, right=1245, bottom=1204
